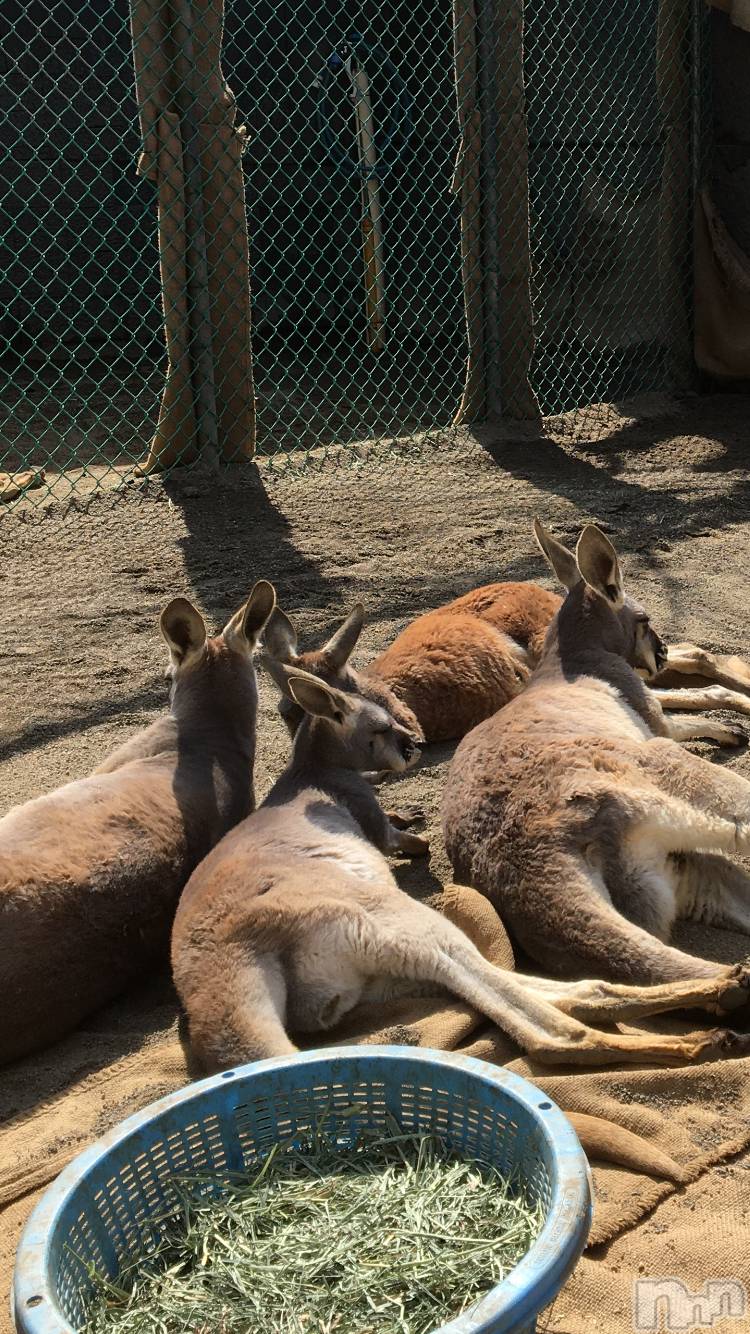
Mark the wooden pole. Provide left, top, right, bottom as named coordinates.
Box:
left=351, top=65, right=386, bottom=354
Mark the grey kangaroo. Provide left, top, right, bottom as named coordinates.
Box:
left=443, top=522, right=750, bottom=986
left=0, top=581, right=275, bottom=1065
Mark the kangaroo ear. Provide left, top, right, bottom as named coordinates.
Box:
left=321, top=604, right=365, bottom=670
left=576, top=525, right=625, bottom=608
left=263, top=606, right=299, bottom=663
left=286, top=671, right=354, bottom=725
left=160, top=598, right=207, bottom=668
left=262, top=659, right=354, bottom=724
left=533, top=519, right=581, bottom=592
left=223, top=580, right=276, bottom=650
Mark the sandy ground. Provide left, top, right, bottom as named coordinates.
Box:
left=4, top=391, right=750, bottom=1330
left=4, top=392, right=750, bottom=861
left=2, top=392, right=750, bottom=997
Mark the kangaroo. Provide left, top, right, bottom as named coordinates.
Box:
left=263, top=593, right=750, bottom=751
left=172, top=660, right=750, bottom=1092
left=443, top=522, right=750, bottom=986
left=0, top=581, right=275, bottom=1066
left=263, top=602, right=425, bottom=745
left=368, top=582, right=560, bottom=741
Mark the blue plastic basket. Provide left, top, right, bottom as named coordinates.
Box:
left=13, top=1045, right=592, bottom=1334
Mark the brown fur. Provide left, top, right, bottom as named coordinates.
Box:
left=266, top=578, right=750, bottom=752
left=442, top=524, right=750, bottom=986
left=0, top=582, right=275, bottom=1065
left=174, top=656, right=750, bottom=1088
left=262, top=603, right=424, bottom=744
left=366, top=583, right=561, bottom=742
left=262, top=587, right=557, bottom=747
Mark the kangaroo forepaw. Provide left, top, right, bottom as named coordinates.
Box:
left=394, top=830, right=430, bottom=858
left=387, top=805, right=427, bottom=830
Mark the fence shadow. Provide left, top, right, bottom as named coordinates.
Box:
left=0, top=681, right=167, bottom=765
left=162, top=461, right=345, bottom=631
left=468, top=395, right=750, bottom=553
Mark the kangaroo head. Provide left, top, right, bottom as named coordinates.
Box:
left=160, top=580, right=277, bottom=719
left=534, top=519, right=667, bottom=678
left=262, top=603, right=424, bottom=742
left=263, top=659, right=420, bottom=773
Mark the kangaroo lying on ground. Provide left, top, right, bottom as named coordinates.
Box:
left=368, top=581, right=560, bottom=741
left=263, top=589, right=750, bottom=751
left=0, top=581, right=275, bottom=1065
left=373, top=575, right=750, bottom=741
left=443, top=522, right=750, bottom=986
left=172, top=659, right=750, bottom=1089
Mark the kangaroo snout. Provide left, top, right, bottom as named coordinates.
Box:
left=654, top=635, right=668, bottom=673
left=641, top=630, right=668, bottom=680
left=376, top=725, right=419, bottom=775
left=398, top=730, right=420, bottom=767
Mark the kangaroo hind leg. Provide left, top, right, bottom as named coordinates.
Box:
left=528, top=964, right=750, bottom=1021
left=343, top=894, right=747, bottom=1068
left=510, top=850, right=724, bottom=984
left=186, top=950, right=297, bottom=1075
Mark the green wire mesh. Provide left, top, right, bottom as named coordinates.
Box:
left=241, top=4, right=465, bottom=463
left=0, top=0, right=706, bottom=507
left=1, top=0, right=164, bottom=502
left=525, top=0, right=706, bottom=425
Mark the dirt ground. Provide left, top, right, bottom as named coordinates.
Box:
left=4, top=390, right=750, bottom=1329
left=4, top=390, right=750, bottom=851
left=3, top=388, right=750, bottom=952
left=0, top=342, right=457, bottom=492
left=3, top=390, right=750, bottom=891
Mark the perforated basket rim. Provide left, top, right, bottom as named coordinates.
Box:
left=13, top=1044, right=592, bottom=1334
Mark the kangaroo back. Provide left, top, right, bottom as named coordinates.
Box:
left=172, top=661, right=426, bottom=1075
left=0, top=581, right=275, bottom=1065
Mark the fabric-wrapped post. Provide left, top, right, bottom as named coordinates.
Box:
left=129, top=0, right=255, bottom=471
left=452, top=0, right=541, bottom=427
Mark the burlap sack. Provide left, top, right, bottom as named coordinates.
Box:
left=3, top=886, right=750, bottom=1333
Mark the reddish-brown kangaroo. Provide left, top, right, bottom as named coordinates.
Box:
left=371, top=577, right=750, bottom=743
left=0, top=581, right=275, bottom=1065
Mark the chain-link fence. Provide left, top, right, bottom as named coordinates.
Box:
left=1, top=0, right=707, bottom=507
